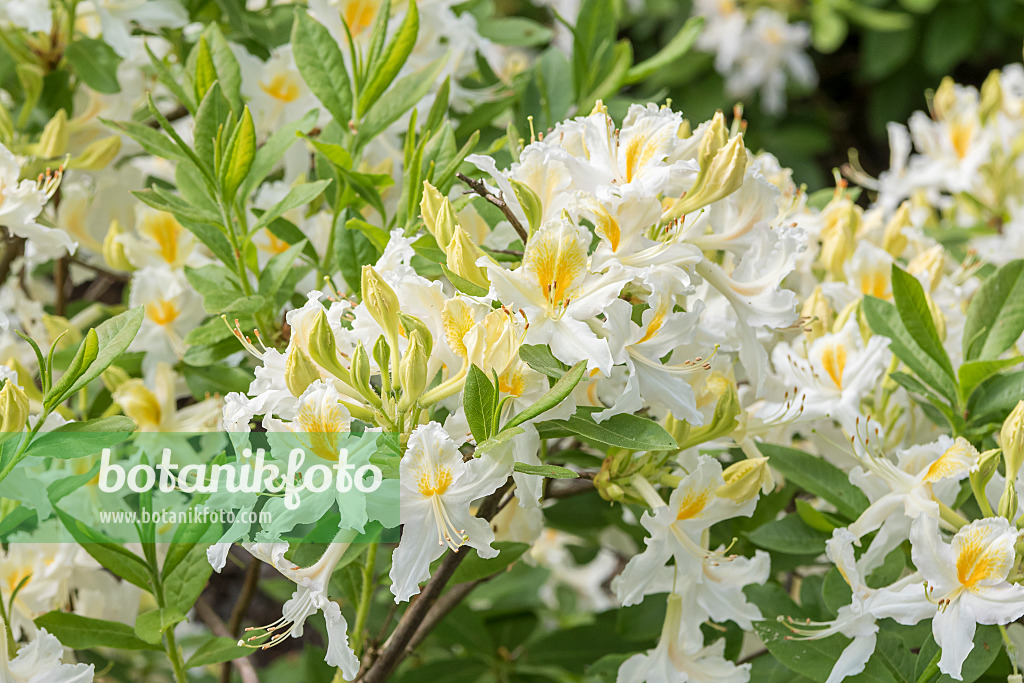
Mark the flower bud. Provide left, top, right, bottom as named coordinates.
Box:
left=112, top=380, right=161, bottom=431
left=979, top=69, right=1003, bottom=124
left=665, top=134, right=747, bottom=220
left=285, top=345, right=320, bottom=397
left=445, top=227, right=490, bottom=290
left=716, top=457, right=772, bottom=503
left=101, top=366, right=131, bottom=394
left=679, top=379, right=740, bottom=450
left=398, top=330, right=429, bottom=411
left=102, top=219, right=134, bottom=272
left=464, top=308, right=523, bottom=377
left=350, top=342, right=381, bottom=408
left=908, top=245, right=945, bottom=292
left=421, top=181, right=456, bottom=247
left=882, top=202, right=911, bottom=256
left=36, top=109, right=68, bottom=158
left=697, top=111, right=729, bottom=171
left=801, top=286, right=833, bottom=341
left=372, top=335, right=392, bottom=392
left=1002, top=401, right=1024, bottom=483
left=398, top=313, right=433, bottom=358
left=70, top=135, right=122, bottom=171
left=0, top=379, right=30, bottom=433
left=307, top=309, right=350, bottom=383
left=361, top=266, right=401, bottom=343
left=819, top=201, right=858, bottom=278
left=932, top=76, right=957, bottom=121
left=664, top=414, right=691, bottom=450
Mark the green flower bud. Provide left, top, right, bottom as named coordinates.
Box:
left=70, top=136, right=122, bottom=171
left=307, top=310, right=350, bottom=383
left=350, top=342, right=381, bottom=408
left=882, top=202, right=911, bottom=257
left=445, top=227, right=490, bottom=290
left=717, top=457, right=773, bottom=503
left=979, top=69, right=1003, bottom=124
left=421, top=181, right=457, bottom=247
left=802, top=286, right=833, bottom=341
left=361, top=266, right=401, bottom=344
left=398, top=313, right=433, bottom=358
left=285, top=345, right=320, bottom=397
left=664, top=133, right=747, bottom=221
left=36, top=109, right=69, bottom=158
left=102, top=219, right=134, bottom=272
left=1002, top=401, right=1024, bottom=483
left=399, top=330, right=429, bottom=412
left=510, top=179, right=543, bottom=233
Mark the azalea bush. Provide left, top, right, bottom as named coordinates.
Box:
left=3, top=1, right=1024, bottom=682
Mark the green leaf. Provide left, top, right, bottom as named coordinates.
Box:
left=220, top=106, right=256, bottom=201
left=478, top=17, right=554, bottom=47
left=193, top=37, right=217, bottom=102
left=185, top=637, right=251, bottom=668
left=746, top=515, right=829, bottom=554
left=450, top=542, right=529, bottom=584
left=505, top=361, right=586, bottom=432
left=358, top=57, right=447, bottom=143
left=439, top=263, right=488, bottom=297
left=103, top=119, right=185, bottom=163
left=537, top=408, right=677, bottom=452
left=359, top=0, right=418, bottom=115
left=163, top=543, right=213, bottom=614
left=922, top=1, right=983, bottom=76
left=134, top=608, right=186, bottom=645
left=203, top=23, right=243, bottom=112
left=625, top=16, right=702, bottom=84
left=958, top=357, right=1023, bottom=403
left=26, top=416, right=136, bottom=459
left=513, top=462, right=579, bottom=479
left=35, top=612, right=161, bottom=651
left=66, top=307, right=145, bottom=398
left=193, top=83, right=232, bottom=170
left=292, top=10, right=353, bottom=125
left=53, top=506, right=153, bottom=590
left=66, top=38, right=122, bottom=94
left=185, top=264, right=243, bottom=313
left=464, top=364, right=498, bottom=444
left=335, top=220, right=380, bottom=292
left=963, top=260, right=1024, bottom=361
left=45, top=327, right=98, bottom=408
left=259, top=240, right=308, bottom=300
left=967, top=370, right=1024, bottom=426
left=892, top=265, right=954, bottom=380
left=518, top=345, right=568, bottom=379
left=252, top=180, right=332, bottom=232
left=239, top=109, right=318, bottom=201
left=795, top=499, right=840, bottom=533
left=758, top=443, right=870, bottom=520
left=863, top=294, right=957, bottom=403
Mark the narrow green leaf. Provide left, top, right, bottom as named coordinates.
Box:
left=66, top=39, right=122, bottom=94
left=513, top=462, right=579, bottom=479
left=220, top=107, right=256, bottom=201
left=358, top=57, right=447, bottom=142
left=35, top=612, right=161, bottom=651
left=292, top=10, right=353, bottom=124
left=359, top=0, right=418, bottom=115
left=624, top=16, right=703, bottom=84
left=537, top=408, right=677, bottom=451
left=134, top=608, right=186, bottom=645
left=27, top=416, right=136, bottom=459
left=464, top=365, right=498, bottom=444
left=505, top=361, right=586, bottom=432
left=185, top=637, right=250, bottom=668
left=963, top=260, right=1024, bottom=361
left=757, top=442, right=870, bottom=520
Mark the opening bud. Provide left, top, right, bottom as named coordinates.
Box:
left=717, top=457, right=772, bottom=503
left=285, top=345, right=320, bottom=398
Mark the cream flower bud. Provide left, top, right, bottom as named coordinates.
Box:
left=932, top=76, right=956, bottom=120
left=421, top=181, right=456, bottom=247
left=717, top=457, right=772, bottom=503
left=697, top=111, right=729, bottom=170
left=113, top=380, right=161, bottom=431
left=398, top=313, right=433, bottom=358
left=464, top=308, right=523, bottom=377
left=361, top=266, right=401, bottom=342
left=819, top=201, right=858, bottom=278
left=36, top=109, right=68, bottom=158
left=882, top=202, right=911, bottom=256
left=285, top=345, right=320, bottom=398
left=70, top=135, right=122, bottom=170
left=665, top=134, right=747, bottom=220
left=908, top=245, right=945, bottom=292
left=307, top=309, right=350, bottom=383
left=1002, top=401, right=1024, bottom=483
left=979, top=69, right=1003, bottom=123
left=398, top=330, right=429, bottom=411
left=802, top=286, right=833, bottom=341
left=101, top=366, right=131, bottom=394
left=510, top=179, right=542, bottom=232
left=0, top=379, right=30, bottom=433
left=445, top=227, right=490, bottom=290
left=102, top=219, right=134, bottom=272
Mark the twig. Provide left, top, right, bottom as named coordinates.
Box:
left=54, top=257, right=68, bottom=316
left=456, top=172, right=528, bottom=243
left=0, top=232, right=24, bottom=285
left=69, top=256, right=130, bottom=283
left=545, top=477, right=595, bottom=499
left=737, top=648, right=768, bottom=665
left=194, top=598, right=260, bottom=683
left=146, top=104, right=189, bottom=129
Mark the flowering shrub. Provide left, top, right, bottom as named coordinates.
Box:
left=1, top=1, right=1024, bottom=682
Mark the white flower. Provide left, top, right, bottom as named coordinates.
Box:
left=483, top=218, right=630, bottom=375
left=237, top=542, right=360, bottom=678
left=0, top=144, right=73, bottom=261
left=128, top=265, right=206, bottom=374
left=873, top=517, right=1024, bottom=680
left=0, top=0, right=51, bottom=32
left=389, top=422, right=508, bottom=602
left=84, top=0, right=188, bottom=58
left=0, top=621, right=94, bottom=683
left=616, top=594, right=750, bottom=683
left=764, top=317, right=891, bottom=434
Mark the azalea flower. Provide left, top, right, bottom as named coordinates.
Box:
left=483, top=218, right=630, bottom=375
left=0, top=620, right=94, bottom=683
left=873, top=516, right=1024, bottom=680
left=0, top=144, right=73, bottom=261
left=616, top=593, right=750, bottom=683
left=389, top=422, right=509, bottom=602
left=236, top=541, right=360, bottom=678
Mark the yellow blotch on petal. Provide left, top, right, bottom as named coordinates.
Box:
left=418, top=467, right=453, bottom=497
left=676, top=489, right=710, bottom=521
left=820, top=342, right=847, bottom=390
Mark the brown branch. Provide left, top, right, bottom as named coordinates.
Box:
left=69, top=256, right=131, bottom=283
left=545, top=477, right=596, bottom=499
left=146, top=104, right=189, bottom=129
left=194, top=598, right=260, bottom=683
left=0, top=232, right=24, bottom=285
left=54, top=257, right=68, bottom=317
left=356, top=483, right=512, bottom=682
left=456, top=172, right=529, bottom=243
